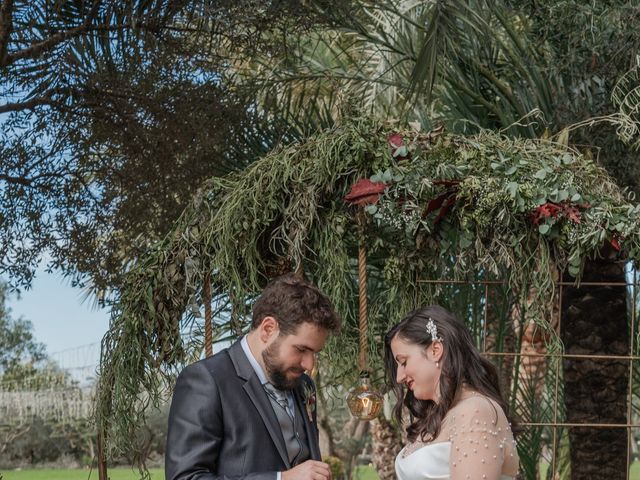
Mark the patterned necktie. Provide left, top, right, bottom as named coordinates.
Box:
left=264, top=382, right=291, bottom=416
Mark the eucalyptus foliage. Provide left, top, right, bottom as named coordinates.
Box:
left=97, top=117, right=640, bottom=466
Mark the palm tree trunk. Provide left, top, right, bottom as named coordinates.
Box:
left=561, top=248, right=629, bottom=479
left=370, top=416, right=402, bottom=480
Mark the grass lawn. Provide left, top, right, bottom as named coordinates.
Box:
left=352, top=465, right=379, bottom=479
left=0, top=468, right=376, bottom=480
left=0, top=468, right=369, bottom=480
left=0, top=467, right=164, bottom=480
left=2, top=463, right=639, bottom=480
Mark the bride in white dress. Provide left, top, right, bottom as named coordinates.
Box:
left=384, top=305, right=519, bottom=480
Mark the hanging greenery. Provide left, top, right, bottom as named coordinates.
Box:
left=96, top=116, right=640, bottom=464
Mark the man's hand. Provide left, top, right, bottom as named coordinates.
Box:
left=282, top=460, right=332, bottom=480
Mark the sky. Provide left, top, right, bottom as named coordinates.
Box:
left=5, top=267, right=109, bottom=375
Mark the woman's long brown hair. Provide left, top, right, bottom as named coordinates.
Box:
left=384, top=305, right=510, bottom=442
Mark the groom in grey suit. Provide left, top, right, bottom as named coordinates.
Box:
left=165, top=274, right=341, bottom=480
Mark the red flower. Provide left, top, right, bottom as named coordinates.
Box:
left=531, top=202, right=562, bottom=225
left=388, top=133, right=404, bottom=148
left=422, top=180, right=460, bottom=225
left=388, top=133, right=410, bottom=160
left=531, top=201, right=586, bottom=226
left=563, top=205, right=582, bottom=224
left=611, top=233, right=623, bottom=251
left=344, top=178, right=388, bottom=206
left=302, top=383, right=316, bottom=423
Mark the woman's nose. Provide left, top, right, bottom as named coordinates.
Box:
left=396, top=367, right=405, bottom=383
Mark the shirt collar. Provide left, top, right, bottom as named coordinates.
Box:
left=240, top=335, right=269, bottom=385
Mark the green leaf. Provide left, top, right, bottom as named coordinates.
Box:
left=382, top=169, right=394, bottom=182
left=533, top=169, right=547, bottom=180
left=459, top=235, right=473, bottom=249
left=538, top=224, right=550, bottom=234
left=562, top=153, right=574, bottom=164
left=365, top=204, right=378, bottom=214
left=571, top=193, right=581, bottom=202
left=505, top=166, right=518, bottom=175
left=506, top=182, right=519, bottom=198
left=392, top=145, right=408, bottom=158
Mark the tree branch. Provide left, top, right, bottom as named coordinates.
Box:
left=3, top=0, right=130, bottom=67
left=0, top=0, right=13, bottom=65
left=6, top=23, right=96, bottom=66
left=0, top=173, right=32, bottom=187
left=5, top=21, right=167, bottom=67
left=0, top=94, right=56, bottom=113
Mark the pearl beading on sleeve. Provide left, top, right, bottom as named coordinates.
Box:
left=397, top=393, right=520, bottom=479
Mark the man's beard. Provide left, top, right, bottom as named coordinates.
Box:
left=262, top=337, right=304, bottom=390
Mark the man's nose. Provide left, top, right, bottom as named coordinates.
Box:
left=301, top=352, right=315, bottom=372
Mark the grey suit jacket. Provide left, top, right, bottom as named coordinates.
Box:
left=165, top=340, right=321, bottom=480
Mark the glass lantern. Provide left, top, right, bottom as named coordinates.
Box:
left=346, top=372, right=383, bottom=421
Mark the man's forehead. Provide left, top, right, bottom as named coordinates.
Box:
left=282, top=322, right=328, bottom=347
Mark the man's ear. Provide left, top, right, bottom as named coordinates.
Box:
left=259, top=316, right=279, bottom=342
left=430, top=341, right=443, bottom=362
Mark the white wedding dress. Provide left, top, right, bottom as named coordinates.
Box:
left=395, top=394, right=519, bottom=480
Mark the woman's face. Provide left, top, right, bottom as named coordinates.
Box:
left=390, top=335, right=442, bottom=401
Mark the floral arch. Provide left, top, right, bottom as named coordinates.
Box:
left=97, top=117, right=640, bottom=478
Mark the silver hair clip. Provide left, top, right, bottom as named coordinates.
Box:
left=426, top=318, right=442, bottom=341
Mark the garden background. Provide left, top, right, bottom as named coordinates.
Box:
left=2, top=1, right=640, bottom=479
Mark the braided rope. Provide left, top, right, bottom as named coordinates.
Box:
left=358, top=243, right=368, bottom=372
left=204, top=273, right=213, bottom=357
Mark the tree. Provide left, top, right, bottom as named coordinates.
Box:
left=0, top=282, right=45, bottom=374
left=0, top=0, right=347, bottom=293
left=0, top=281, right=81, bottom=465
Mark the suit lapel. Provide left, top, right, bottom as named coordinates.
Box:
left=294, top=381, right=321, bottom=460
left=229, top=341, right=291, bottom=468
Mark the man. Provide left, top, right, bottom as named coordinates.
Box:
left=165, top=274, right=341, bottom=480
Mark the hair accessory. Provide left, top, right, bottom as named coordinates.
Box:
left=426, top=318, right=442, bottom=342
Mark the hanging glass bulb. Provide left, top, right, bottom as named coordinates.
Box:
left=347, top=372, right=383, bottom=421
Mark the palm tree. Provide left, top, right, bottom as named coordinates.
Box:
left=560, top=248, right=629, bottom=479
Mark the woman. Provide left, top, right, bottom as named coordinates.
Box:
left=384, top=305, right=519, bottom=480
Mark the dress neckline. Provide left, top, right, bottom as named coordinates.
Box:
left=400, top=440, right=451, bottom=458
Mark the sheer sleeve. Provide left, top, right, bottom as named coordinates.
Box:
left=444, top=395, right=518, bottom=480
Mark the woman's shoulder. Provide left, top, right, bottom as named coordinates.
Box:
left=447, top=391, right=505, bottom=427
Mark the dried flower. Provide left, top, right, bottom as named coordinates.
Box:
left=344, top=178, right=388, bottom=206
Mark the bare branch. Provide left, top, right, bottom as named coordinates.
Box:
left=4, top=21, right=165, bottom=67
left=0, top=94, right=56, bottom=113
left=0, top=173, right=32, bottom=187
left=3, top=0, right=133, bottom=67
left=0, top=0, right=13, bottom=66
left=6, top=23, right=97, bottom=66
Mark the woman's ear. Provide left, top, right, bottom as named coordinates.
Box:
left=430, top=341, right=443, bottom=362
